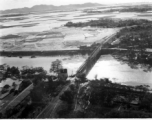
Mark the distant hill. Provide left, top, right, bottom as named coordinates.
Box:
left=0, top=3, right=102, bottom=14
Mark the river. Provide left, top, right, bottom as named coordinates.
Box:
left=0, top=55, right=87, bottom=75
left=87, top=55, right=152, bottom=88
left=0, top=54, right=152, bottom=88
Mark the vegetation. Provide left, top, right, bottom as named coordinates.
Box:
left=85, top=5, right=152, bottom=13
left=65, top=18, right=152, bottom=28
left=21, top=66, right=46, bottom=79
left=111, top=24, right=152, bottom=72
left=0, top=34, right=21, bottom=39
left=59, top=84, right=76, bottom=104
left=50, top=59, right=63, bottom=73
left=0, top=13, right=27, bottom=18
left=57, top=84, right=77, bottom=118
left=76, top=73, right=88, bottom=83
left=70, top=78, right=152, bottom=118
left=0, top=59, right=67, bottom=118
left=3, top=66, right=20, bottom=78
left=114, top=5, right=152, bottom=12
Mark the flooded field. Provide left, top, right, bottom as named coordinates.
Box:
left=1, top=10, right=152, bottom=36
left=0, top=8, right=152, bottom=51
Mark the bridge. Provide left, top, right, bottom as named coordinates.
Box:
left=76, top=33, right=117, bottom=77
left=73, top=33, right=117, bottom=112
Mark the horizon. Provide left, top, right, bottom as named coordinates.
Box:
left=0, top=0, right=152, bottom=11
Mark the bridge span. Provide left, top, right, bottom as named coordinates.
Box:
left=76, top=33, right=117, bottom=77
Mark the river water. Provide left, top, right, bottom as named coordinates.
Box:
left=87, top=55, right=152, bottom=88
left=0, top=54, right=152, bottom=88
left=0, top=55, right=87, bottom=75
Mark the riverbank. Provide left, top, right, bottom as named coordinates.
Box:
left=0, top=48, right=116, bottom=57
left=1, top=48, right=151, bottom=57
left=1, top=53, right=152, bottom=88
left=0, top=49, right=91, bottom=57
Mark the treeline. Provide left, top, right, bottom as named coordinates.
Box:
left=0, top=13, right=26, bottom=18
left=65, top=19, right=152, bottom=28
left=119, top=6, right=152, bottom=12
left=111, top=24, right=152, bottom=72
left=86, top=7, right=152, bottom=13
left=85, top=5, right=152, bottom=13
left=115, top=24, right=152, bottom=49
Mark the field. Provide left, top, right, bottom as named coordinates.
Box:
left=0, top=27, right=117, bottom=51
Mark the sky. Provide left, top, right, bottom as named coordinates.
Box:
left=0, top=0, right=152, bottom=10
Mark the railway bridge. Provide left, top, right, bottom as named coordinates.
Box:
left=76, top=33, right=117, bottom=77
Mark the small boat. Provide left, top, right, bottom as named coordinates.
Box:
left=19, top=56, right=22, bottom=58
left=31, top=55, right=36, bottom=58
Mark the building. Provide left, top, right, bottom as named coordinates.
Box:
left=1, top=84, right=33, bottom=118
left=58, top=69, right=68, bottom=81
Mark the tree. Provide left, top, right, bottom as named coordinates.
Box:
left=1, top=84, right=10, bottom=94
left=32, top=75, right=42, bottom=86
left=10, top=66, right=20, bottom=76
left=69, top=84, right=75, bottom=92
left=20, top=80, right=31, bottom=91
left=59, top=90, right=74, bottom=104
left=77, top=73, right=87, bottom=83
left=30, top=84, right=44, bottom=106
left=50, top=59, right=63, bottom=73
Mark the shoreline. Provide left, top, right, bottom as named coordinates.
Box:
left=0, top=49, right=92, bottom=57
left=0, top=49, right=115, bottom=57
left=1, top=48, right=151, bottom=57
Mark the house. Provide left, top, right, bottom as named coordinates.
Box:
left=113, top=95, right=128, bottom=104
left=130, top=97, right=140, bottom=110
left=1, top=85, right=11, bottom=94
left=0, top=78, right=22, bottom=99
left=58, top=69, right=68, bottom=81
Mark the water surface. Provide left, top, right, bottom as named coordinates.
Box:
left=1, top=55, right=152, bottom=88
left=87, top=55, right=152, bottom=88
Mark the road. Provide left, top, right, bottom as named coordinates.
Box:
left=37, top=83, right=70, bottom=118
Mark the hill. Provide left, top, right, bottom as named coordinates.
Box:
left=0, top=3, right=102, bottom=14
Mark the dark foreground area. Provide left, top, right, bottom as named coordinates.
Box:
left=56, top=77, right=152, bottom=118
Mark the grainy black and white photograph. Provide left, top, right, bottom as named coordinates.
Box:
left=0, top=0, right=152, bottom=118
